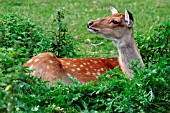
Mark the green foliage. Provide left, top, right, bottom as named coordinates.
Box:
left=120, top=58, right=170, bottom=113
left=48, top=10, right=77, bottom=58
left=137, top=21, right=170, bottom=64
left=0, top=58, right=169, bottom=112
left=0, top=13, right=77, bottom=60
left=0, top=14, right=45, bottom=59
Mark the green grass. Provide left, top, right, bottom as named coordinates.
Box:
left=0, top=0, right=169, bottom=58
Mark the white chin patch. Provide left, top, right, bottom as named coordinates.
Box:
left=88, top=29, right=97, bottom=34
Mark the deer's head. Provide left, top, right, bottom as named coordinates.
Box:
left=87, top=7, right=134, bottom=47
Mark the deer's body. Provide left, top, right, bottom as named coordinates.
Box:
left=24, top=52, right=119, bottom=85
left=24, top=7, right=143, bottom=85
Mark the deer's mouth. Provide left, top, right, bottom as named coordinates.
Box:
left=88, top=28, right=100, bottom=33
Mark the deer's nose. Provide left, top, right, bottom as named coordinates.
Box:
left=87, top=21, right=93, bottom=28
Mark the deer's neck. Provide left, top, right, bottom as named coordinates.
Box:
left=113, top=32, right=143, bottom=78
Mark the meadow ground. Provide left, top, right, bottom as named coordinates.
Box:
left=0, top=0, right=169, bottom=58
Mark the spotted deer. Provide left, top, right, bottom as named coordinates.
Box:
left=24, top=7, right=144, bottom=85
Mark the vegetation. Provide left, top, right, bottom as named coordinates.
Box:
left=137, top=21, right=170, bottom=64
left=49, top=10, right=77, bottom=58
left=0, top=0, right=169, bottom=112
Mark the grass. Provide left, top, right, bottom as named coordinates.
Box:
left=0, top=0, right=169, bottom=58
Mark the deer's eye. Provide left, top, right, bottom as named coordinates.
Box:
left=111, top=20, right=119, bottom=24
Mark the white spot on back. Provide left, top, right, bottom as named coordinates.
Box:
left=34, top=59, right=39, bottom=62
left=27, top=59, right=33, bottom=63
left=71, top=69, right=75, bottom=72
left=64, top=66, right=68, bottom=68
left=94, top=61, right=98, bottom=64
left=60, top=60, right=64, bottom=62
left=97, top=72, right=101, bottom=76
left=29, top=65, right=34, bottom=69
left=90, top=66, right=93, bottom=68
left=97, top=69, right=101, bottom=72
left=47, top=65, right=49, bottom=69
left=50, top=53, right=54, bottom=57
left=85, top=72, right=91, bottom=75
left=73, top=59, right=77, bottom=61
left=73, top=64, right=76, bottom=67
left=49, top=60, right=53, bottom=64
left=66, top=73, right=72, bottom=77
left=80, top=65, right=83, bottom=67
left=83, top=63, right=87, bottom=65
left=66, top=62, right=70, bottom=65
left=77, top=68, right=80, bottom=71
left=101, top=68, right=104, bottom=71
left=92, top=73, right=96, bottom=75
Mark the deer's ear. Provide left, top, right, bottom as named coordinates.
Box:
left=110, top=7, right=119, bottom=14
left=125, top=9, right=134, bottom=27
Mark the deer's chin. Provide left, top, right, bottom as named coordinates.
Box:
left=88, top=28, right=99, bottom=33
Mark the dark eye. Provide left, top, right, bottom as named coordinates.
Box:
left=111, top=20, right=119, bottom=24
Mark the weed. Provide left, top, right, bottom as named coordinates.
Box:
left=48, top=10, right=77, bottom=58
left=137, top=20, right=170, bottom=64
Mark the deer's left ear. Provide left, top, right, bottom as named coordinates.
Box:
left=125, top=9, right=134, bottom=27
left=110, top=7, right=119, bottom=14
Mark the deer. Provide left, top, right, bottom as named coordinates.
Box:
left=24, top=7, right=144, bottom=85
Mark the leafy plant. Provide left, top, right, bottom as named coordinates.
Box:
left=0, top=47, right=50, bottom=112
left=48, top=10, right=77, bottom=58
left=0, top=12, right=77, bottom=62
left=137, top=21, right=170, bottom=64
left=0, top=14, right=45, bottom=59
